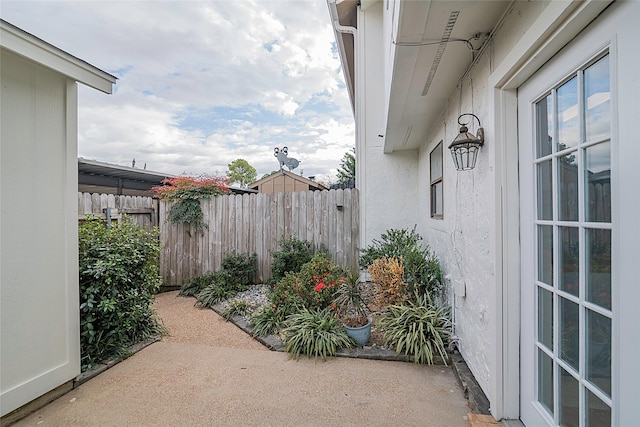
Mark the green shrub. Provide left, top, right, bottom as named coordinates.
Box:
left=221, top=299, right=256, bottom=320
left=359, top=228, right=420, bottom=266
left=221, top=251, right=257, bottom=289
left=282, top=307, right=353, bottom=360
left=270, top=236, right=314, bottom=282
left=270, top=252, right=346, bottom=315
left=179, top=272, right=218, bottom=297
left=359, top=228, right=443, bottom=298
left=379, top=293, right=451, bottom=365
left=180, top=252, right=256, bottom=302
left=250, top=304, right=286, bottom=337
left=79, top=217, right=164, bottom=371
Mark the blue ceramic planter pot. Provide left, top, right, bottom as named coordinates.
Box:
left=344, top=319, right=372, bottom=346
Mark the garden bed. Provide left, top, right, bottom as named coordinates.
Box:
left=211, top=284, right=450, bottom=364
left=181, top=231, right=451, bottom=364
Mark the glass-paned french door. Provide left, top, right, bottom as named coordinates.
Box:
left=532, top=52, right=612, bottom=426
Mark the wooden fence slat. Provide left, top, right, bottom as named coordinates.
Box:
left=246, top=193, right=254, bottom=256
left=343, top=189, right=353, bottom=271
left=335, top=189, right=345, bottom=266
left=292, top=192, right=303, bottom=239
left=158, top=189, right=359, bottom=286
left=327, top=190, right=337, bottom=261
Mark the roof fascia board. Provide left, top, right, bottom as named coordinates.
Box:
left=327, top=0, right=356, bottom=114
left=492, top=0, right=613, bottom=89
left=383, top=0, right=426, bottom=153
left=78, top=158, right=174, bottom=180
left=1, top=20, right=116, bottom=94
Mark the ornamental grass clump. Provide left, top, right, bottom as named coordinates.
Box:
left=250, top=304, right=287, bottom=337
left=195, top=281, right=235, bottom=308
left=379, top=293, right=451, bottom=365
left=179, top=272, right=218, bottom=297
left=332, top=272, right=369, bottom=327
left=221, top=299, right=256, bottom=321
left=152, top=174, right=230, bottom=234
left=282, top=307, right=353, bottom=360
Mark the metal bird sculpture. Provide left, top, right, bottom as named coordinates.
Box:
left=274, top=146, right=300, bottom=171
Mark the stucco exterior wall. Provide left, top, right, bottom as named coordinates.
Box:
left=415, top=0, right=552, bottom=406
left=0, top=50, right=80, bottom=416
left=350, top=0, right=639, bottom=421
left=357, top=2, right=419, bottom=249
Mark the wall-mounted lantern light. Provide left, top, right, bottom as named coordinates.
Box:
left=448, top=113, right=485, bottom=171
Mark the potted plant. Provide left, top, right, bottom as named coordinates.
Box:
left=333, top=272, right=371, bottom=346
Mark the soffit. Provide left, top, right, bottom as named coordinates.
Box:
left=79, top=158, right=172, bottom=182
left=384, top=1, right=510, bottom=153
left=0, top=19, right=116, bottom=93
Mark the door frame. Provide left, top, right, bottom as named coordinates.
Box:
left=518, top=38, right=614, bottom=426
left=486, top=0, right=613, bottom=421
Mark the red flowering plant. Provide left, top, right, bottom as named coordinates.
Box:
left=151, top=174, right=230, bottom=234
left=268, top=252, right=347, bottom=319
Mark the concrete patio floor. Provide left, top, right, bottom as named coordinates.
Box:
left=11, top=292, right=472, bottom=426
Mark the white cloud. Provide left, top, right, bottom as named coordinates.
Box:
left=2, top=0, right=354, bottom=183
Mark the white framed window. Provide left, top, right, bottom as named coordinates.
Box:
left=430, top=141, right=443, bottom=218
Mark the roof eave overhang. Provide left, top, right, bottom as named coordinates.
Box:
left=327, top=0, right=357, bottom=115
left=78, top=158, right=175, bottom=184
left=1, top=19, right=116, bottom=94
left=383, top=1, right=511, bottom=153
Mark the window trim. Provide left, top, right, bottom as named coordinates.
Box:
left=430, top=141, right=443, bottom=219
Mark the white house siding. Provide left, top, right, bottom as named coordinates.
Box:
left=354, top=0, right=554, bottom=401
left=357, top=3, right=420, bottom=248
left=415, top=0, right=559, bottom=412
left=342, top=0, right=640, bottom=422
left=1, top=21, right=114, bottom=416
left=356, top=2, right=592, bottom=418
left=0, top=49, right=80, bottom=416
left=417, top=75, right=497, bottom=396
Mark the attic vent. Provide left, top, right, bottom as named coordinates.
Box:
left=402, top=125, right=413, bottom=147
left=421, top=10, right=460, bottom=96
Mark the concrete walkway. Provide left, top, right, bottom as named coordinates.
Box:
left=12, top=292, right=471, bottom=426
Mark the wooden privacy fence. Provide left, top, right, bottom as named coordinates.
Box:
left=159, top=188, right=359, bottom=286
left=78, top=192, right=159, bottom=230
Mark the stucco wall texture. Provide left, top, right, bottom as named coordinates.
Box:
left=356, top=0, right=548, bottom=402
left=413, top=1, right=547, bottom=400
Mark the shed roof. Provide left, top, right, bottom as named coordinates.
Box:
left=78, top=158, right=173, bottom=194
left=249, top=170, right=328, bottom=192
left=0, top=19, right=117, bottom=93
left=78, top=158, right=256, bottom=196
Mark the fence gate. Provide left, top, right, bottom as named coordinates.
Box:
left=78, top=192, right=158, bottom=229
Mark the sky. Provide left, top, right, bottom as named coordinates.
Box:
left=1, top=0, right=355, bottom=184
